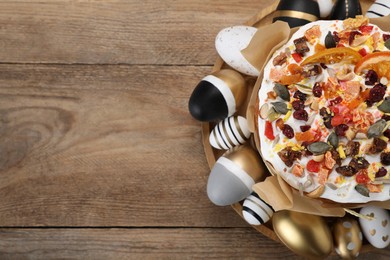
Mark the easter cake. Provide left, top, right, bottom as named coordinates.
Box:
left=257, top=16, right=390, bottom=203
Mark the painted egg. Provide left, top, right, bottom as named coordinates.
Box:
left=242, top=192, right=274, bottom=226
left=316, top=0, right=335, bottom=18
left=359, top=206, right=390, bottom=249
left=207, top=145, right=267, bottom=206
left=366, top=0, right=390, bottom=18
left=273, top=0, right=320, bottom=28
left=209, top=116, right=250, bottom=150
left=188, top=69, right=246, bottom=122
left=329, top=0, right=362, bottom=20
left=333, top=216, right=363, bottom=259
left=272, top=210, right=333, bottom=259
left=215, top=26, right=259, bottom=76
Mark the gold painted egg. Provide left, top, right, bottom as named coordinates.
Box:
left=333, top=216, right=363, bottom=259
left=272, top=210, right=333, bottom=259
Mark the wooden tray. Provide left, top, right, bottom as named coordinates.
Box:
left=201, top=0, right=378, bottom=254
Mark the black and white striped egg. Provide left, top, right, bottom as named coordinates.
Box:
left=329, top=0, right=362, bottom=19
left=366, top=0, right=390, bottom=18
left=242, top=192, right=274, bottom=226
left=273, top=0, right=320, bottom=28
left=188, top=69, right=246, bottom=122
left=209, top=116, right=250, bottom=150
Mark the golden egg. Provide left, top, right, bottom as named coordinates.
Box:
left=272, top=210, right=333, bottom=259
left=333, top=217, right=362, bottom=259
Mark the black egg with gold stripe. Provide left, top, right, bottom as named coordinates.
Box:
left=273, top=0, right=320, bottom=28
left=209, top=116, right=250, bottom=150
left=242, top=192, right=274, bottom=226
left=188, top=69, right=246, bottom=122
left=329, top=0, right=362, bottom=20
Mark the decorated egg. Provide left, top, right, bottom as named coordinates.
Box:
left=316, top=0, right=335, bottom=18
left=359, top=206, right=390, bottom=249
left=207, top=144, right=267, bottom=206
left=188, top=69, right=246, bottom=122
left=242, top=192, right=274, bottom=226
left=215, top=26, right=259, bottom=76
left=209, top=116, right=250, bottom=150
left=329, top=0, right=362, bottom=20
left=273, top=0, right=320, bottom=28
left=366, top=0, right=390, bottom=18
left=272, top=210, right=333, bottom=259
left=333, top=216, right=363, bottom=259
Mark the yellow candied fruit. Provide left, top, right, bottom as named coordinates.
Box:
left=283, top=110, right=292, bottom=122
left=335, top=176, right=345, bottom=184
left=365, top=37, right=374, bottom=52
left=274, top=143, right=284, bottom=153
left=338, top=145, right=346, bottom=159
left=380, top=136, right=389, bottom=142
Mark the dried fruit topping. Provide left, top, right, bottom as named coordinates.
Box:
left=273, top=52, right=287, bottom=66
left=282, top=124, right=295, bottom=139
left=320, top=107, right=333, bottom=129
left=384, top=34, right=390, bottom=42
left=264, top=120, right=275, bottom=140
left=368, top=137, right=387, bottom=154
left=300, top=125, right=311, bottom=132
left=349, top=157, right=369, bottom=170
left=329, top=96, right=342, bottom=106
left=330, top=149, right=342, bottom=166
left=365, top=70, right=378, bottom=86
left=380, top=152, right=390, bottom=165
left=292, top=100, right=305, bottom=110
left=336, top=165, right=357, bottom=176
left=293, top=37, right=309, bottom=55
left=275, top=118, right=285, bottom=130
left=367, top=119, right=387, bottom=139
left=307, top=141, right=332, bottom=155
left=312, top=82, right=323, bottom=97
left=307, top=160, right=321, bottom=173
left=345, top=141, right=360, bottom=157
left=293, top=109, right=309, bottom=121
left=303, top=65, right=322, bottom=77
left=335, top=124, right=349, bottom=137
left=367, top=83, right=386, bottom=104
left=356, top=170, right=371, bottom=184
left=348, top=31, right=362, bottom=45
left=273, top=83, right=290, bottom=101
left=278, top=147, right=302, bottom=167
left=293, top=90, right=307, bottom=101
left=376, top=167, right=388, bottom=178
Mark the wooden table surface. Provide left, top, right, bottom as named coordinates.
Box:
left=0, top=0, right=389, bottom=259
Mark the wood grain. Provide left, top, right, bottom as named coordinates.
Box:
left=0, top=0, right=273, bottom=65
left=0, top=64, right=248, bottom=227
left=0, top=228, right=389, bottom=259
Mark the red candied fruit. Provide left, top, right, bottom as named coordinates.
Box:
left=307, top=160, right=320, bottom=173
left=355, top=171, right=370, bottom=184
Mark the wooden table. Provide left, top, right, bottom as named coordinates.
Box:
left=0, top=0, right=389, bottom=258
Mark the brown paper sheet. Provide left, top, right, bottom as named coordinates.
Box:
left=247, top=16, right=390, bottom=217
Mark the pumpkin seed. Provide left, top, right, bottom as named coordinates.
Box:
left=367, top=119, right=387, bottom=138
left=327, top=132, right=339, bottom=148
left=267, top=107, right=280, bottom=122
left=259, top=103, right=270, bottom=119
left=377, top=99, right=390, bottom=113
left=385, top=39, right=390, bottom=50
left=325, top=31, right=336, bottom=48
left=273, top=83, right=290, bottom=101
left=307, top=141, right=332, bottom=155
left=355, top=184, right=370, bottom=197
left=272, top=102, right=289, bottom=115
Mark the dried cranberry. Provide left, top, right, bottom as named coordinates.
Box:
left=384, top=129, right=390, bottom=139
left=336, top=165, right=357, bottom=176
left=320, top=63, right=327, bottom=69
left=368, top=83, right=386, bottom=103
left=376, top=167, right=388, bottom=178
left=349, top=157, right=369, bottom=170
left=293, top=90, right=307, bottom=101
left=329, top=96, right=343, bottom=106
left=300, top=125, right=311, bottom=132
left=365, top=70, right=378, bottom=85
left=293, top=109, right=309, bottom=121
left=383, top=34, right=390, bottom=42
left=282, top=124, right=295, bottom=139
left=320, top=107, right=333, bottom=129
left=333, top=31, right=340, bottom=43
left=381, top=152, right=390, bottom=165
left=349, top=31, right=362, bottom=45
left=335, top=124, right=349, bottom=136
left=312, top=82, right=322, bottom=97
left=292, top=100, right=305, bottom=110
